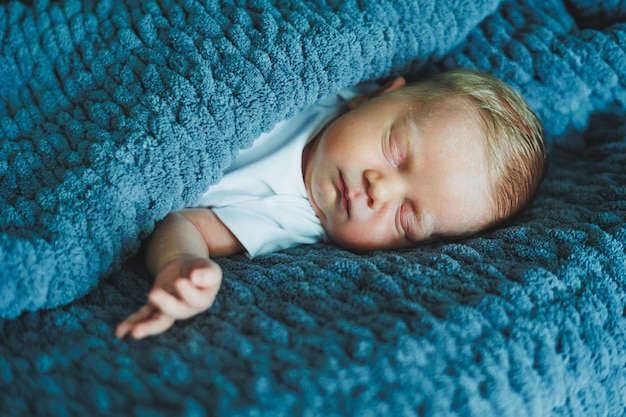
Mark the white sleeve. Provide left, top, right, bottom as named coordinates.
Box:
left=211, top=196, right=326, bottom=258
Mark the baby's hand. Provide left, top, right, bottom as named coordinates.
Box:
left=115, top=257, right=222, bottom=339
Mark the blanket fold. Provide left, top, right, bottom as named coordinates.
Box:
left=0, top=0, right=500, bottom=318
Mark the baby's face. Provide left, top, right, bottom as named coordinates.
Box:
left=302, top=84, right=495, bottom=251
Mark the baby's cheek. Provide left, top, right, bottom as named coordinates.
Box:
left=326, top=222, right=390, bottom=251
left=324, top=223, right=349, bottom=246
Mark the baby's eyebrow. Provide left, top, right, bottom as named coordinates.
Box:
left=403, top=111, right=420, bottom=151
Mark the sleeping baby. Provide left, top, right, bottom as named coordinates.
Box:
left=116, top=69, right=547, bottom=339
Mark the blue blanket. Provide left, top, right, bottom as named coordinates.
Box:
left=1, top=0, right=625, bottom=415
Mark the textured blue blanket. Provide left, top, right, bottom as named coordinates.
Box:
left=1, top=0, right=625, bottom=416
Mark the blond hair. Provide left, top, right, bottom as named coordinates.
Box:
left=397, top=69, right=547, bottom=225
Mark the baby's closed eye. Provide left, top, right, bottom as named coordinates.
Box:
left=385, top=130, right=407, bottom=168
left=397, top=201, right=419, bottom=242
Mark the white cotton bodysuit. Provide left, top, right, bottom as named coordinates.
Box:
left=199, top=92, right=351, bottom=258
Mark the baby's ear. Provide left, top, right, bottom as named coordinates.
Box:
left=347, top=77, right=406, bottom=109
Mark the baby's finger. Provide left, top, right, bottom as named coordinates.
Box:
left=148, top=288, right=193, bottom=319
left=115, top=305, right=156, bottom=338
left=189, top=262, right=222, bottom=288
left=115, top=321, right=133, bottom=339
left=176, top=279, right=213, bottom=310
left=130, top=311, right=176, bottom=339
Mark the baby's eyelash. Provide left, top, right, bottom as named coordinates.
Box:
left=397, top=201, right=410, bottom=236
left=398, top=201, right=420, bottom=242
left=389, top=133, right=404, bottom=167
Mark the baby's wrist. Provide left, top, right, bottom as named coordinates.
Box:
left=153, top=255, right=209, bottom=277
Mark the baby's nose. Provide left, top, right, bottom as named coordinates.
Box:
left=364, top=170, right=404, bottom=209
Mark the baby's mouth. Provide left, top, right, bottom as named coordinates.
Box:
left=339, top=171, right=351, bottom=217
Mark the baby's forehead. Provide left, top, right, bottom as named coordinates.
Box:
left=401, top=93, right=487, bottom=135
left=411, top=91, right=478, bottom=113
left=406, top=92, right=496, bottom=208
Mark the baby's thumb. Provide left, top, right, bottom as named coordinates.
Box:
left=191, top=269, right=219, bottom=287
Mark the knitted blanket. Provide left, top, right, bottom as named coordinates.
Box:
left=1, top=0, right=625, bottom=415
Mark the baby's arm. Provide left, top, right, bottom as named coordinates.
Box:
left=115, top=208, right=244, bottom=339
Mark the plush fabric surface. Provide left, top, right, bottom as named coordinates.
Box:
left=1, top=0, right=625, bottom=416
